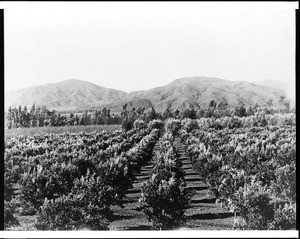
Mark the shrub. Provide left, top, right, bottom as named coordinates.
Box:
left=229, top=181, right=274, bottom=230
left=17, top=199, right=36, bottom=215
left=160, top=131, right=174, bottom=144
left=133, top=119, right=146, bottom=130
left=178, top=129, right=189, bottom=143
left=139, top=174, right=189, bottom=229
left=121, top=115, right=135, bottom=132
left=227, top=116, right=242, bottom=129
left=4, top=200, right=20, bottom=229
left=126, top=130, right=158, bottom=173
left=271, top=164, right=296, bottom=202
left=148, top=119, right=164, bottom=133
left=268, top=203, right=296, bottom=230
left=19, top=168, right=58, bottom=210
left=96, top=157, right=134, bottom=206
left=35, top=194, right=109, bottom=230
left=18, top=161, right=79, bottom=210
left=181, top=118, right=199, bottom=133
left=36, top=171, right=112, bottom=230
left=151, top=149, right=184, bottom=181
left=4, top=173, right=15, bottom=202
left=164, top=119, right=181, bottom=136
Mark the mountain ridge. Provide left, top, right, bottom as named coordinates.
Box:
left=5, top=77, right=289, bottom=112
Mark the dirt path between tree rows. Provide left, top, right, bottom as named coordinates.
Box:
left=109, top=138, right=234, bottom=230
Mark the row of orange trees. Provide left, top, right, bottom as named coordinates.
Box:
left=139, top=121, right=191, bottom=229
left=179, top=116, right=296, bottom=229
left=4, top=120, right=163, bottom=230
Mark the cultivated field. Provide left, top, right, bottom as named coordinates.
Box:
left=4, top=124, right=121, bottom=139
left=4, top=115, right=296, bottom=230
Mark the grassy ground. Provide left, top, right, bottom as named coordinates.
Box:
left=4, top=124, right=121, bottom=139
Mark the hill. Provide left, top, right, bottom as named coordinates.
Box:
left=251, top=79, right=295, bottom=104
left=124, top=77, right=285, bottom=111
left=5, top=79, right=127, bottom=111
left=5, top=77, right=287, bottom=112
left=252, top=79, right=287, bottom=90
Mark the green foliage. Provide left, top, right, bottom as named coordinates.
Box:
left=148, top=119, right=164, bottom=133
left=233, top=105, right=246, bottom=117
left=133, top=119, right=146, bottom=130
left=35, top=194, right=109, bottom=230
left=96, top=157, right=134, bottom=206
left=139, top=175, right=189, bottom=229
left=4, top=201, right=20, bottom=229
left=271, top=163, right=296, bottom=202
left=227, top=116, right=242, bottom=129
left=181, top=107, right=197, bottom=119
left=121, top=115, right=135, bottom=131
left=229, top=181, right=274, bottom=230
left=35, top=169, right=129, bottom=230
left=190, top=146, right=223, bottom=197
left=4, top=111, right=296, bottom=231
left=19, top=167, right=59, bottom=209
left=151, top=149, right=184, bottom=181
left=5, top=127, right=159, bottom=227
left=139, top=130, right=190, bottom=229
left=5, top=104, right=120, bottom=129
left=72, top=170, right=116, bottom=209
left=181, top=116, right=296, bottom=230
left=161, top=106, right=174, bottom=120
left=126, top=129, right=160, bottom=173
left=33, top=128, right=159, bottom=230
left=181, top=118, right=199, bottom=133
left=164, top=118, right=182, bottom=136
left=147, top=107, right=158, bottom=121
left=18, top=200, right=36, bottom=216
left=268, top=203, right=296, bottom=230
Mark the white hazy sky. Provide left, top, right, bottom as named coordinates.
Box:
left=2, top=2, right=297, bottom=94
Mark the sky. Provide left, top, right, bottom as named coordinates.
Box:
left=2, top=2, right=297, bottom=97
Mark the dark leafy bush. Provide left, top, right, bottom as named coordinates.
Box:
left=181, top=118, right=199, bottom=133
left=36, top=171, right=113, bottom=230
left=227, top=116, right=242, bottom=129
left=151, top=150, right=185, bottom=181
left=17, top=199, right=36, bottom=216
left=139, top=174, right=190, bottom=229
left=133, top=119, right=147, bottom=130
left=148, top=119, right=164, bottom=134
left=268, top=203, right=296, bottom=230
left=35, top=194, right=109, bottom=230
left=96, top=157, right=134, bottom=206
left=229, top=181, right=274, bottom=230
left=4, top=201, right=20, bottom=229
left=271, top=164, right=296, bottom=202
left=19, top=166, right=64, bottom=209
left=121, top=115, right=135, bottom=132
left=164, top=119, right=182, bottom=136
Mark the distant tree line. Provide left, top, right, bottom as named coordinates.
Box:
left=119, top=97, right=293, bottom=131
left=5, top=96, right=293, bottom=130
left=5, top=105, right=122, bottom=129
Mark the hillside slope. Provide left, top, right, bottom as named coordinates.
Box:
left=5, top=77, right=286, bottom=112
left=5, top=79, right=127, bottom=111
left=124, top=77, right=285, bottom=111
